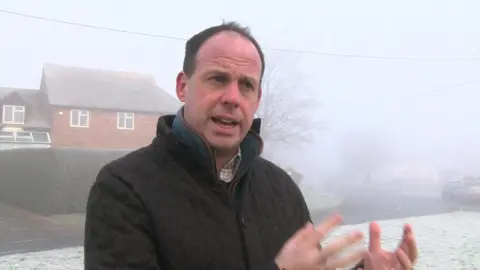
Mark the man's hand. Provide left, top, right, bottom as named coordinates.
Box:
left=275, top=215, right=366, bottom=270
left=362, top=222, right=418, bottom=270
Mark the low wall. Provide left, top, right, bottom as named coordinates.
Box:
left=0, top=148, right=130, bottom=215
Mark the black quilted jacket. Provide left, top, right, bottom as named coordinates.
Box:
left=84, top=114, right=363, bottom=270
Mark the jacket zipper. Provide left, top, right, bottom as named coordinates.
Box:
left=187, top=128, right=253, bottom=268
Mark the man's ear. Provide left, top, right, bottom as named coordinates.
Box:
left=176, top=72, right=188, bottom=102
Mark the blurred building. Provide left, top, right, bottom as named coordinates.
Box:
left=0, top=64, right=182, bottom=150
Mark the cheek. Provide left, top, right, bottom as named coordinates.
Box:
left=241, top=102, right=259, bottom=124
left=247, top=99, right=260, bottom=115
left=189, top=96, right=220, bottom=121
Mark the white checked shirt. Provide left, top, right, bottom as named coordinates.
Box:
left=218, top=149, right=242, bottom=183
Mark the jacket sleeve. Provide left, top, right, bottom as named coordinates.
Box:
left=290, top=177, right=313, bottom=225
left=84, top=166, right=161, bottom=270
left=250, top=260, right=280, bottom=270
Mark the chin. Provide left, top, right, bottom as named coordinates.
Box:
left=207, top=137, right=241, bottom=152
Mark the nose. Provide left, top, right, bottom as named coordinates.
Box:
left=220, top=82, right=241, bottom=107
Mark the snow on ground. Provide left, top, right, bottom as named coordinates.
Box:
left=0, top=247, right=83, bottom=270
left=302, top=188, right=344, bottom=211
left=326, top=211, right=480, bottom=269
left=1, top=211, right=480, bottom=270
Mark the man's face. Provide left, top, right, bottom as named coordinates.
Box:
left=176, top=31, right=262, bottom=153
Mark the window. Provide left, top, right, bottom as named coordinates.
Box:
left=2, top=105, right=25, bottom=124
left=117, top=112, right=134, bottom=130
left=0, top=131, right=15, bottom=142
left=70, top=110, right=89, bottom=127
left=15, top=131, right=34, bottom=142
left=0, top=131, right=51, bottom=144
left=31, top=132, right=50, bottom=143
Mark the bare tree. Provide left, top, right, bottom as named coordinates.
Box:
left=256, top=56, right=322, bottom=153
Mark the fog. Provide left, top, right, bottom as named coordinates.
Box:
left=1, top=0, right=480, bottom=268
left=3, top=0, right=480, bottom=184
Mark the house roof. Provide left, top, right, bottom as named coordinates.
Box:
left=41, top=64, right=182, bottom=114
left=0, top=88, right=51, bottom=129
left=0, top=88, right=13, bottom=99
left=0, top=87, right=37, bottom=100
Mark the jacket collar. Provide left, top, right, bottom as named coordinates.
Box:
left=156, top=107, right=263, bottom=180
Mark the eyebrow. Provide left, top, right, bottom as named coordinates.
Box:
left=205, top=69, right=259, bottom=85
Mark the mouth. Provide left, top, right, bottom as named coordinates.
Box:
left=211, top=117, right=239, bottom=129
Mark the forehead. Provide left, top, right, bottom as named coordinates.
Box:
left=195, top=31, right=262, bottom=78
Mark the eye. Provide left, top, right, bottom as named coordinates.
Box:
left=239, top=78, right=255, bottom=91
left=244, top=81, right=254, bottom=89
left=211, top=75, right=228, bottom=84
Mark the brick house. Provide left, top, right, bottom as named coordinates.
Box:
left=0, top=87, right=52, bottom=150
left=0, top=64, right=182, bottom=150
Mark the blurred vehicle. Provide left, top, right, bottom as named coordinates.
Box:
left=442, top=176, right=480, bottom=202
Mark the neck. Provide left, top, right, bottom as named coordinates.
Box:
left=169, top=107, right=263, bottom=177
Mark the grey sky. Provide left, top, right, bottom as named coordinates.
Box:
left=1, top=0, right=480, bottom=182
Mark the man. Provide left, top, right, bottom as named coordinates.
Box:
left=84, top=21, right=417, bottom=270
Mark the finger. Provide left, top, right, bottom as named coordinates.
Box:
left=404, top=224, right=418, bottom=263
left=396, top=248, right=412, bottom=269
left=312, top=214, right=343, bottom=241
left=319, top=231, right=364, bottom=259
left=325, top=249, right=367, bottom=269
left=399, top=224, right=411, bottom=247
left=400, top=224, right=418, bottom=263
left=369, top=221, right=382, bottom=252
left=399, top=241, right=410, bottom=262
left=398, top=228, right=409, bottom=254
left=398, top=244, right=410, bottom=270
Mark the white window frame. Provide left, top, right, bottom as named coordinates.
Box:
left=0, top=131, right=51, bottom=144
left=0, top=131, right=14, bottom=141
left=14, top=131, right=34, bottom=142
left=70, top=109, right=89, bottom=128
left=117, top=112, right=135, bottom=130
left=2, top=105, right=25, bottom=124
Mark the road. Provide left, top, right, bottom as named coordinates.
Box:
left=0, top=204, right=84, bottom=256
left=312, top=189, right=480, bottom=225
left=1, top=192, right=479, bottom=257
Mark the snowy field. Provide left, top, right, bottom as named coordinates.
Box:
left=1, top=211, right=479, bottom=270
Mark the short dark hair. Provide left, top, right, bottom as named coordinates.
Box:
left=182, top=21, right=265, bottom=81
